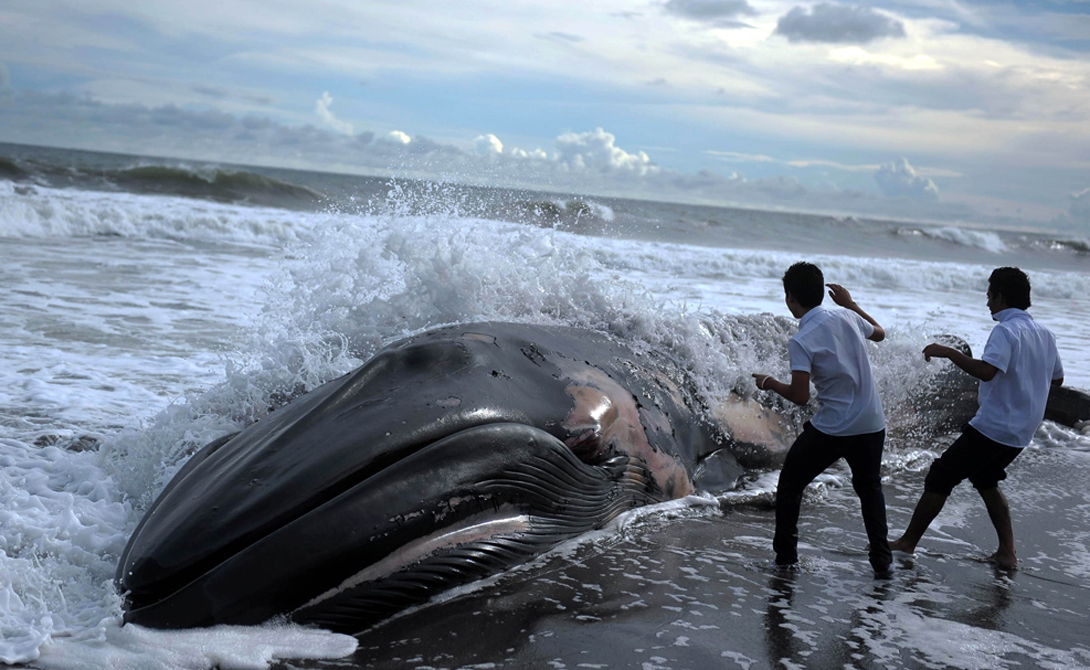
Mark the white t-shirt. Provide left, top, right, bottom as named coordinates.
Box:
left=788, top=305, right=885, bottom=436
left=970, top=308, right=1064, bottom=447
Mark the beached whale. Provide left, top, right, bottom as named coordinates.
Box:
left=116, top=322, right=784, bottom=633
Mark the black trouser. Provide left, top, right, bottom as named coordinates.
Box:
left=774, top=422, right=891, bottom=571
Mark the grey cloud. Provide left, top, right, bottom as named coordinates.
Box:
left=775, top=3, right=906, bottom=44
left=539, top=32, right=585, bottom=43
left=754, top=175, right=807, bottom=199
left=192, top=85, right=228, bottom=99
left=875, top=158, right=939, bottom=200
left=663, top=0, right=758, bottom=25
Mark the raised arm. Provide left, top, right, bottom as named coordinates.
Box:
left=922, top=343, right=999, bottom=381
left=827, top=284, right=885, bottom=342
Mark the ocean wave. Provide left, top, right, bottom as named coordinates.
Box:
left=897, top=225, right=1008, bottom=253
left=1030, top=236, right=1090, bottom=255
left=0, top=148, right=325, bottom=209
left=0, top=182, right=313, bottom=244
left=0, top=156, right=28, bottom=180
left=107, top=164, right=325, bottom=206
left=587, top=236, right=1090, bottom=302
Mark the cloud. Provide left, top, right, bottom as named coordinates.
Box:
left=875, top=158, right=939, bottom=200
left=663, top=0, right=758, bottom=25
left=384, top=130, right=411, bottom=145
left=539, top=32, right=584, bottom=43
left=554, top=128, right=657, bottom=175
left=775, top=4, right=906, bottom=44
left=315, top=91, right=354, bottom=135
left=474, top=134, right=504, bottom=156
left=509, top=146, right=548, bottom=160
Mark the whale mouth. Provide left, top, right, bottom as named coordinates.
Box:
left=118, top=422, right=660, bottom=632
left=291, top=425, right=659, bottom=633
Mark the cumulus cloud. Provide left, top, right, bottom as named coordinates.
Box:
left=315, top=92, right=354, bottom=135
left=875, top=157, right=939, bottom=200
left=474, top=134, right=504, bottom=156
left=775, top=3, right=906, bottom=44
left=663, top=0, right=758, bottom=24
left=385, top=130, right=411, bottom=144
left=510, top=146, right=549, bottom=160
left=554, top=128, right=657, bottom=175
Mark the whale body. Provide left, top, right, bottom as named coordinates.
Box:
left=116, top=322, right=763, bottom=633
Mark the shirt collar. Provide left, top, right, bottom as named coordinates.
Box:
left=993, top=307, right=1030, bottom=322
left=798, top=304, right=827, bottom=327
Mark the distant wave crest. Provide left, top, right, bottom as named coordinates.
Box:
left=110, top=164, right=325, bottom=205
left=0, top=181, right=311, bottom=244
left=898, top=226, right=1008, bottom=253
left=0, top=151, right=324, bottom=209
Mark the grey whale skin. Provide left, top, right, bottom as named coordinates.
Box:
left=116, top=322, right=762, bottom=634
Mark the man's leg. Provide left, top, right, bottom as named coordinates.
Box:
left=968, top=445, right=1023, bottom=569
left=978, top=487, right=1017, bottom=569
left=890, top=428, right=980, bottom=553
left=843, top=430, right=892, bottom=573
left=774, top=424, right=839, bottom=565
left=889, top=491, right=948, bottom=553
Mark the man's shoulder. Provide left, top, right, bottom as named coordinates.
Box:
left=795, top=308, right=863, bottom=344
left=997, top=312, right=1056, bottom=338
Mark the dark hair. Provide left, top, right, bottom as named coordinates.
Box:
left=988, top=267, right=1031, bottom=310
left=782, top=262, right=825, bottom=308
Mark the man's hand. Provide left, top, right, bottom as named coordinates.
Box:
left=752, top=373, right=772, bottom=391
left=829, top=283, right=885, bottom=342
left=922, top=343, right=954, bottom=362
left=826, top=283, right=855, bottom=308
left=923, top=343, right=998, bottom=381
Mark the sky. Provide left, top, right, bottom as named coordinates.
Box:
left=1, top=0, right=1088, bottom=229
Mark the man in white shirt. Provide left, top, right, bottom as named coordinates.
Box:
left=752, top=262, right=892, bottom=578
left=890, top=267, right=1064, bottom=569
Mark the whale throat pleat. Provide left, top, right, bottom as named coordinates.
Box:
left=291, top=428, right=659, bottom=633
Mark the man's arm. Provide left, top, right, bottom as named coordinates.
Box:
left=827, top=284, right=885, bottom=342
left=752, top=370, right=811, bottom=405
left=922, top=343, right=999, bottom=381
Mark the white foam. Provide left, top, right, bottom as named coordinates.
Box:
left=0, top=183, right=310, bottom=245
left=36, top=622, right=357, bottom=670
left=921, top=226, right=1009, bottom=253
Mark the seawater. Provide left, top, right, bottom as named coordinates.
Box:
left=1, top=143, right=1089, bottom=669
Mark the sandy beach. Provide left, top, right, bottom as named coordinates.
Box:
left=284, top=438, right=1090, bottom=670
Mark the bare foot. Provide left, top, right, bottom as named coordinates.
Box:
left=889, top=538, right=915, bottom=554
left=987, top=552, right=1018, bottom=570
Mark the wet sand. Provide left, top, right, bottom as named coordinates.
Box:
left=278, top=442, right=1090, bottom=670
